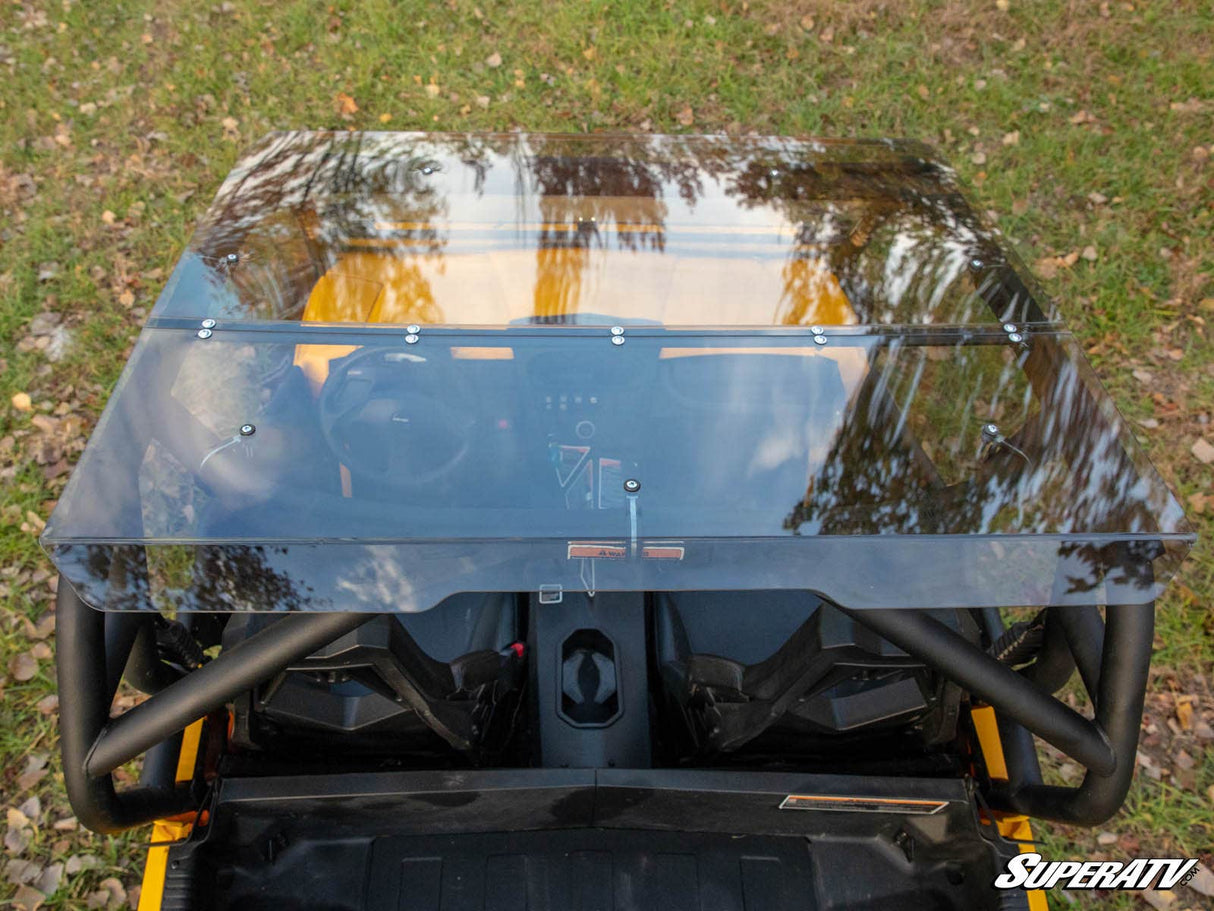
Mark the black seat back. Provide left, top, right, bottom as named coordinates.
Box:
left=225, top=593, right=524, bottom=761
left=655, top=591, right=966, bottom=758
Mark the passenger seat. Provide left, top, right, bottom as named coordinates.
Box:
left=655, top=591, right=957, bottom=755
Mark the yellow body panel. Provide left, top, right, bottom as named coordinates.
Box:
left=972, top=705, right=1049, bottom=911
left=137, top=719, right=205, bottom=911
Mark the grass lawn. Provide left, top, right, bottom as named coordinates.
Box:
left=1, top=0, right=1211, bottom=907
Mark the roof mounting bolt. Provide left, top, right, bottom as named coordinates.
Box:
left=225, top=253, right=239, bottom=266
left=769, top=168, right=780, bottom=178
left=196, top=328, right=213, bottom=340
left=405, top=334, right=419, bottom=345
left=813, top=335, right=828, bottom=346
left=406, top=324, right=421, bottom=334
left=1008, top=332, right=1024, bottom=344
left=809, top=325, right=824, bottom=335
left=971, top=257, right=984, bottom=268
left=201, top=318, right=216, bottom=329
left=240, top=423, right=256, bottom=436
left=1002, top=323, right=1017, bottom=333
left=623, top=478, right=641, bottom=493
left=610, top=326, right=625, bottom=336
left=611, top=335, right=626, bottom=346
left=983, top=423, right=1000, bottom=439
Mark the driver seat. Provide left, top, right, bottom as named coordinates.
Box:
left=225, top=592, right=525, bottom=762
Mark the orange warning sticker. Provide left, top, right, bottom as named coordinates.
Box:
left=567, top=542, right=627, bottom=560
left=642, top=544, right=685, bottom=560
left=779, top=794, right=949, bottom=815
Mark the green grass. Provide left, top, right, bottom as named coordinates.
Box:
left=2, top=0, right=1212, bottom=907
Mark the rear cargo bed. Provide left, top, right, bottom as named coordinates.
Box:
left=156, top=770, right=1027, bottom=910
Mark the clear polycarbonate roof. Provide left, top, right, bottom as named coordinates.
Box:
left=42, top=132, right=1192, bottom=612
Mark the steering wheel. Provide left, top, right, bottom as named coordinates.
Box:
left=318, top=346, right=475, bottom=491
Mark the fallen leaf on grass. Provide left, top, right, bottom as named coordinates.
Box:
left=1188, top=862, right=1214, bottom=897
left=64, top=854, right=99, bottom=875
left=35, top=694, right=58, bottom=715
left=1175, top=695, right=1194, bottom=730
left=1170, top=98, right=1206, bottom=114
left=12, top=885, right=44, bottom=911
left=5, top=827, right=31, bottom=855
left=8, top=652, right=39, bottom=682
left=485, top=51, right=502, bottom=68
left=92, top=878, right=126, bottom=910
left=1096, top=831, right=1118, bottom=845
left=22, top=511, right=46, bottom=534
left=675, top=105, right=694, bottom=127
left=19, top=797, right=40, bottom=823
left=1034, top=251, right=1080, bottom=280
left=5, top=859, right=42, bottom=886
left=27, top=614, right=54, bottom=640
left=1140, top=889, right=1175, bottom=909
left=1191, top=438, right=1214, bottom=464
left=16, top=753, right=48, bottom=790
left=35, top=863, right=61, bottom=898
left=12, top=392, right=32, bottom=412
left=6, top=808, right=30, bottom=830
left=1135, top=750, right=1162, bottom=780
left=333, top=92, right=358, bottom=117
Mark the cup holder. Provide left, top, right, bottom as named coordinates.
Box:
left=558, top=628, right=621, bottom=727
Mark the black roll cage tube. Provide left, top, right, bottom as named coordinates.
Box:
left=55, top=581, right=370, bottom=834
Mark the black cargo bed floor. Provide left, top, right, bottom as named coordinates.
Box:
left=368, top=829, right=812, bottom=911
left=207, top=827, right=999, bottom=911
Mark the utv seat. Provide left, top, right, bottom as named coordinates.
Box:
left=655, top=591, right=959, bottom=755
left=225, top=592, right=523, bottom=760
